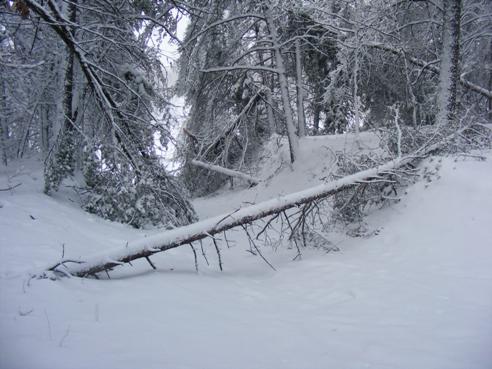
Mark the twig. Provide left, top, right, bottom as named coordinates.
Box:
left=199, top=239, right=209, bottom=266
left=242, top=225, right=276, bottom=271
left=223, top=231, right=231, bottom=248
left=212, top=238, right=223, bottom=271
left=256, top=212, right=281, bottom=240
left=145, top=256, right=156, bottom=270
left=58, top=325, right=71, bottom=347
left=282, top=211, right=302, bottom=259
left=189, top=243, right=198, bottom=272
left=48, top=259, right=84, bottom=271
left=0, top=183, right=22, bottom=191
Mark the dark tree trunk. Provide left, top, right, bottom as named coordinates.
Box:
left=0, top=79, right=8, bottom=166
left=437, top=0, right=462, bottom=126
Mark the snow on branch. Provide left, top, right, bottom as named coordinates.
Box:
left=191, top=160, right=260, bottom=185
left=367, top=42, right=492, bottom=100
left=200, top=65, right=278, bottom=74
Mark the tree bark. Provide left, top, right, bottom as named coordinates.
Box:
left=352, top=2, right=361, bottom=142
left=265, top=88, right=276, bottom=134
left=0, top=79, right=8, bottom=166
left=295, top=39, right=306, bottom=137
left=436, top=0, right=462, bottom=126
left=58, top=0, right=77, bottom=167
left=265, top=6, right=299, bottom=163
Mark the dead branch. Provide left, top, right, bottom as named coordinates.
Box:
left=212, top=238, right=223, bottom=271
left=0, top=183, right=22, bottom=191
left=191, top=160, right=260, bottom=185
left=189, top=243, right=198, bottom=272
left=242, top=224, right=276, bottom=271
left=199, top=239, right=209, bottom=266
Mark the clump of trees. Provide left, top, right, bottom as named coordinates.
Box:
left=176, top=0, right=491, bottom=194
left=1, top=0, right=196, bottom=228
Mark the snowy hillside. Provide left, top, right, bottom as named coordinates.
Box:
left=1, top=134, right=492, bottom=369
left=194, top=131, right=381, bottom=218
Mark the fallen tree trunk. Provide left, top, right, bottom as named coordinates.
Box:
left=42, top=127, right=466, bottom=278
left=44, top=154, right=418, bottom=278
left=191, top=160, right=260, bottom=185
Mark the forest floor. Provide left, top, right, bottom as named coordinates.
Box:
left=1, top=133, right=491, bottom=369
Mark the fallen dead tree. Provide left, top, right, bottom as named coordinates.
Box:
left=39, top=127, right=480, bottom=279
left=191, top=160, right=260, bottom=185
left=41, top=156, right=425, bottom=278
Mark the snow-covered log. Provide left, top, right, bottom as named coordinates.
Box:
left=42, top=125, right=471, bottom=279
left=44, top=153, right=422, bottom=278
left=191, top=160, right=260, bottom=185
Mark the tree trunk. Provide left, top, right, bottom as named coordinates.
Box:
left=43, top=0, right=78, bottom=193
left=41, top=106, right=50, bottom=161
left=353, top=47, right=361, bottom=139
left=60, top=0, right=78, bottom=162
left=295, top=39, right=306, bottom=137
left=265, top=88, right=276, bottom=134
left=255, top=23, right=277, bottom=135
left=436, top=0, right=462, bottom=125
left=312, top=83, right=322, bottom=135
left=488, top=43, right=492, bottom=120
left=0, top=79, right=8, bottom=166
left=352, top=6, right=361, bottom=143
left=265, top=6, right=299, bottom=163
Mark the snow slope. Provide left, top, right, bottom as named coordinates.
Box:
left=1, top=142, right=491, bottom=369
left=194, top=131, right=381, bottom=218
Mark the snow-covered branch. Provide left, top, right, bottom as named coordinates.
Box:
left=191, top=160, right=260, bottom=185
left=367, top=42, right=492, bottom=100
left=200, top=65, right=278, bottom=74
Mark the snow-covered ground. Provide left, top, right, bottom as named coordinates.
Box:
left=1, top=135, right=491, bottom=369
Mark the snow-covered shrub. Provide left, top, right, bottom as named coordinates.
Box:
left=82, top=159, right=197, bottom=229
left=44, top=130, right=77, bottom=194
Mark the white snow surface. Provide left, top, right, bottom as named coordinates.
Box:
left=1, top=135, right=492, bottom=369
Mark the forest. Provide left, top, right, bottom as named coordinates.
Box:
left=1, top=0, right=490, bottom=226
left=1, top=0, right=492, bottom=368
